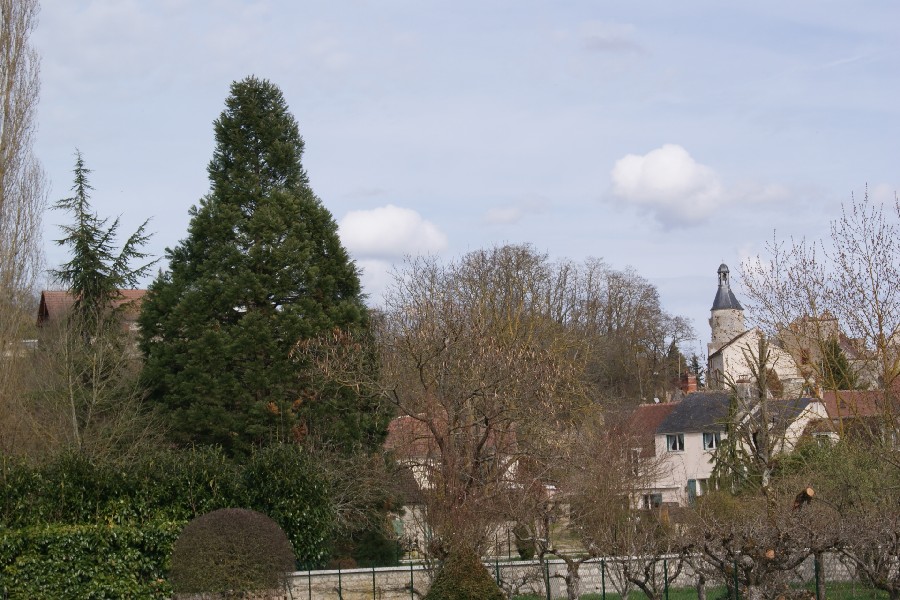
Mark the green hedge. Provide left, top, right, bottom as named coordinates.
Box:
left=0, top=521, right=180, bottom=599
left=0, top=444, right=337, bottom=596
left=0, top=445, right=333, bottom=564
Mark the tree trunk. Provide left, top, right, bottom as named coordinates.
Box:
left=564, top=561, right=581, bottom=600
left=814, top=551, right=826, bottom=600
left=696, top=571, right=707, bottom=600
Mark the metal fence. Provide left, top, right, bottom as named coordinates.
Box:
left=286, top=552, right=887, bottom=600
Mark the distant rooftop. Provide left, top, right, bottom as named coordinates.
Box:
left=657, top=391, right=732, bottom=433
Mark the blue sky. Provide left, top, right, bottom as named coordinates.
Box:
left=32, top=0, right=900, bottom=358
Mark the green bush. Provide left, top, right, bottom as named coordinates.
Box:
left=0, top=445, right=336, bottom=594
left=0, top=447, right=238, bottom=528
left=424, top=545, right=505, bottom=600
left=241, top=444, right=334, bottom=567
left=0, top=521, right=179, bottom=599
left=169, top=508, right=295, bottom=598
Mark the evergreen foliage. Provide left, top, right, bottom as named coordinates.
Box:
left=0, top=446, right=333, bottom=566
left=821, top=337, right=858, bottom=390
left=423, top=545, right=505, bottom=600
left=688, top=353, right=705, bottom=387
left=139, top=77, right=381, bottom=456
left=0, top=521, right=178, bottom=599
left=169, top=508, right=295, bottom=598
left=51, top=150, right=154, bottom=329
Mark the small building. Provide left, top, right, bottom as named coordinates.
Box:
left=631, top=391, right=828, bottom=507
left=705, top=264, right=804, bottom=396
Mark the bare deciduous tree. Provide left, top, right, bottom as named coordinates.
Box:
left=30, top=307, right=162, bottom=462
left=303, top=246, right=601, bottom=561
left=0, top=0, right=46, bottom=457
left=742, top=191, right=900, bottom=447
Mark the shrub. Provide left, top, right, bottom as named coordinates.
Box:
left=0, top=521, right=178, bottom=599
left=424, top=545, right=505, bottom=600
left=169, top=508, right=295, bottom=598
left=241, top=444, right=334, bottom=567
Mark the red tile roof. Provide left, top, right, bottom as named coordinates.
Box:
left=37, top=289, right=146, bottom=326
left=821, top=389, right=894, bottom=420
left=626, top=402, right=678, bottom=457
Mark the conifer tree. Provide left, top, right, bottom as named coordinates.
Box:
left=44, top=152, right=159, bottom=460
left=139, top=77, right=382, bottom=456
left=821, top=337, right=858, bottom=391
left=52, top=151, right=154, bottom=331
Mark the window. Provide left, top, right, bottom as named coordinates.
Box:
left=666, top=434, right=684, bottom=452
left=813, top=432, right=834, bottom=447
left=642, top=493, right=663, bottom=509
left=703, top=432, right=721, bottom=450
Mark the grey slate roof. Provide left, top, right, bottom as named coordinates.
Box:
left=711, top=263, right=744, bottom=311
left=711, top=285, right=743, bottom=311
left=657, top=392, right=732, bottom=433
left=656, top=393, right=819, bottom=436
left=752, top=397, right=816, bottom=432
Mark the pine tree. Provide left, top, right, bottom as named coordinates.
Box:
left=52, top=150, right=154, bottom=331
left=139, top=77, right=383, bottom=456
left=821, top=337, right=858, bottom=391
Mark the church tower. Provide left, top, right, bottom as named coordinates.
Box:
left=708, top=263, right=745, bottom=356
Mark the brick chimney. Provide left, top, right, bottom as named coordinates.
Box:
left=680, top=372, right=698, bottom=394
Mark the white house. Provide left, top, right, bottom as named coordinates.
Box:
left=632, top=391, right=829, bottom=507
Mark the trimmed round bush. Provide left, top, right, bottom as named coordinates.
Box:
left=169, top=508, right=295, bottom=597
left=424, top=545, right=505, bottom=600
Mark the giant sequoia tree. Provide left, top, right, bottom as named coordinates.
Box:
left=140, top=77, right=378, bottom=455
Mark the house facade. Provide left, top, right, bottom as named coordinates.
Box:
left=650, top=392, right=732, bottom=506
left=632, top=392, right=829, bottom=507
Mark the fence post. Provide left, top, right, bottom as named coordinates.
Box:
left=814, top=553, right=822, bottom=600
left=338, top=565, right=342, bottom=599
left=307, top=569, right=311, bottom=600
left=601, top=559, right=606, bottom=600
left=495, top=556, right=500, bottom=586
left=544, top=560, right=551, bottom=600
left=373, top=566, right=377, bottom=599
left=410, top=561, right=414, bottom=600
left=664, top=558, right=669, bottom=600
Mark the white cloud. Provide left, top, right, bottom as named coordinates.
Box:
left=610, top=144, right=726, bottom=227
left=338, top=204, right=448, bottom=260
left=354, top=258, right=394, bottom=305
